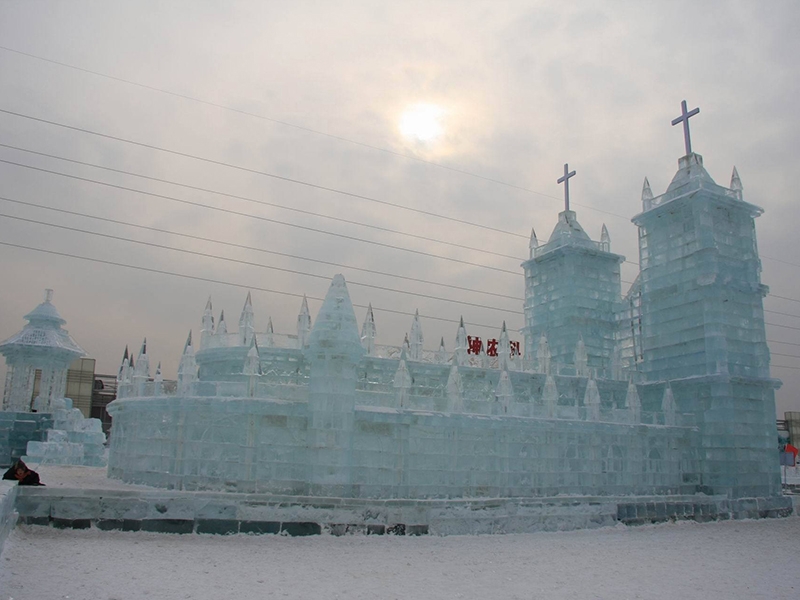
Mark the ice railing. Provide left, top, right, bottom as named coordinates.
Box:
left=643, top=178, right=745, bottom=212
left=202, top=331, right=301, bottom=350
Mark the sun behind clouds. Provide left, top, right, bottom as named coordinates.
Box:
left=399, top=103, right=445, bottom=143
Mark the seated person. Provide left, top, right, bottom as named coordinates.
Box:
left=2, top=459, right=44, bottom=486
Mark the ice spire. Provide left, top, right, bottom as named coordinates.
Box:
left=239, top=292, right=255, bottom=346
left=730, top=166, right=743, bottom=198
left=574, top=336, right=588, bottom=377
left=662, top=383, right=676, bottom=426
left=134, top=338, right=150, bottom=379
left=446, top=365, right=464, bottom=412
left=154, top=362, right=163, bottom=396
left=454, top=317, right=468, bottom=366
left=402, top=333, right=411, bottom=355
left=543, top=374, right=558, bottom=418
left=360, top=303, right=376, bottom=356
left=264, top=317, right=274, bottom=348
left=537, top=333, right=551, bottom=375
left=201, top=297, right=214, bottom=349
left=626, top=378, right=641, bottom=424
left=118, top=345, right=129, bottom=380
left=600, top=224, right=610, bottom=252
left=178, top=330, right=197, bottom=395
left=216, top=310, right=228, bottom=337
left=583, top=373, right=601, bottom=421
left=243, top=337, right=261, bottom=397
left=495, top=369, right=514, bottom=415
left=478, top=337, right=489, bottom=369
left=498, top=321, right=512, bottom=371
left=529, top=227, right=538, bottom=258
left=393, top=355, right=412, bottom=408
left=409, top=309, right=423, bottom=361
left=436, top=337, right=448, bottom=364
left=641, top=177, right=653, bottom=203
left=297, top=295, right=311, bottom=348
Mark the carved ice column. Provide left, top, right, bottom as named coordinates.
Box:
left=626, top=378, right=641, bottom=424
left=494, top=370, right=513, bottom=415
left=537, top=334, right=551, bottom=375
left=393, top=353, right=412, bottom=408
left=584, top=374, right=601, bottom=421
left=574, top=336, right=589, bottom=378
left=446, top=365, right=464, bottom=413
left=543, top=374, right=558, bottom=418
left=243, top=338, right=261, bottom=397
left=662, top=383, right=676, bottom=426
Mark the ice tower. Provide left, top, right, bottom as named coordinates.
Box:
left=522, top=164, right=623, bottom=376
left=631, top=100, right=780, bottom=497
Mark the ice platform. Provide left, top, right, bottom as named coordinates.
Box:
left=6, top=466, right=796, bottom=537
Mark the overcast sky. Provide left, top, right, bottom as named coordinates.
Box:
left=1, top=0, right=799, bottom=414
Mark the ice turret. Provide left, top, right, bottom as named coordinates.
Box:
left=574, top=337, right=588, bottom=377
left=393, top=353, right=412, bottom=408
left=297, top=295, right=311, bottom=349
left=625, top=379, right=640, bottom=424
left=600, top=224, right=610, bottom=252
left=360, top=303, right=376, bottom=356
left=177, top=330, right=197, bottom=395
left=446, top=365, right=464, bottom=413
left=495, top=369, right=514, bottom=415
left=201, top=297, right=214, bottom=349
left=436, top=337, right=448, bottom=364
left=498, top=321, right=513, bottom=371
left=216, top=310, right=228, bottom=336
left=243, top=337, right=261, bottom=396
left=454, top=317, right=468, bottom=366
left=584, top=374, right=600, bottom=421
left=529, top=227, right=538, bottom=258
left=410, top=309, right=423, bottom=361
left=305, top=275, right=363, bottom=493
left=264, top=317, right=274, bottom=348
left=154, top=362, right=163, bottom=396
left=239, top=292, right=255, bottom=346
left=542, top=374, right=558, bottom=418
left=641, top=177, right=653, bottom=204
left=730, top=166, right=742, bottom=199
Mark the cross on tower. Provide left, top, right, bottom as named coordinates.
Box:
left=671, top=100, right=700, bottom=156
left=557, top=163, right=576, bottom=211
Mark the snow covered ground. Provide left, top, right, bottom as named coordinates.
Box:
left=1, top=517, right=799, bottom=600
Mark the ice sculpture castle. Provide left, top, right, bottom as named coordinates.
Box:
left=107, top=102, right=782, bottom=502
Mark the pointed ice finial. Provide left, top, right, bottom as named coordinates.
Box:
left=626, top=378, right=641, bottom=424
left=264, top=317, right=274, bottom=348
left=495, top=369, right=514, bottom=415
left=410, top=309, right=423, bottom=361
left=402, top=333, right=411, bottom=354
left=244, top=336, right=261, bottom=395
left=139, top=338, right=147, bottom=357
left=183, top=330, right=193, bottom=354
left=574, top=336, right=588, bottom=377
left=216, top=310, right=228, bottom=336
left=153, top=362, right=164, bottom=395
left=239, top=291, right=255, bottom=346
left=118, top=345, right=130, bottom=383
left=155, top=362, right=162, bottom=378
left=662, top=382, right=676, bottom=426
left=393, top=356, right=412, bottom=408
left=478, top=337, right=489, bottom=368
left=584, top=375, right=601, bottom=421
left=360, top=303, right=376, bottom=356
left=498, top=321, right=513, bottom=371
left=436, top=337, right=448, bottom=364
left=529, top=227, right=539, bottom=258
left=543, top=374, right=558, bottom=418
left=201, top=297, right=214, bottom=348
left=600, top=224, right=610, bottom=251
left=641, top=177, right=653, bottom=202
left=454, top=316, right=468, bottom=366
left=44, top=288, right=54, bottom=303
left=446, top=365, right=464, bottom=412
left=297, top=295, right=311, bottom=348
left=730, top=166, right=742, bottom=198
left=537, top=333, right=551, bottom=375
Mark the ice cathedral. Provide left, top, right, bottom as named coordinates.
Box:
left=107, top=103, right=783, bottom=505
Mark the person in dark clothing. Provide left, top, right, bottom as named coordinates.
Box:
left=2, top=459, right=44, bottom=486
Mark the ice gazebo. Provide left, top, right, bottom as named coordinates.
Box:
left=106, top=103, right=789, bottom=527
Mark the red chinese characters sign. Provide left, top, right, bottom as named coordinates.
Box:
left=467, top=336, right=521, bottom=357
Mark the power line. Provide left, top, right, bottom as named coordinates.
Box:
left=0, top=142, right=526, bottom=261
left=0, top=44, right=634, bottom=222
left=0, top=212, right=523, bottom=316
left=0, top=240, right=519, bottom=333
left=0, top=107, right=528, bottom=238
left=0, top=158, right=522, bottom=276
left=0, top=195, right=524, bottom=302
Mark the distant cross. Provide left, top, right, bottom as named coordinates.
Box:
left=671, top=100, right=700, bottom=156
left=557, top=163, right=576, bottom=211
